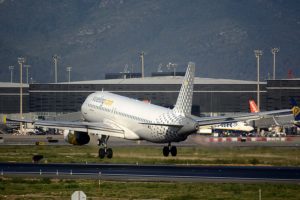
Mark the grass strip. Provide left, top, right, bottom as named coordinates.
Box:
left=0, top=145, right=299, bottom=166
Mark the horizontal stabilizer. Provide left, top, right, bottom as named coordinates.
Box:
left=6, top=118, right=34, bottom=123
left=194, top=108, right=291, bottom=127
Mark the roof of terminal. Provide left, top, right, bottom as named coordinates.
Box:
left=0, top=82, right=29, bottom=88
left=6, top=76, right=298, bottom=86
left=60, top=76, right=265, bottom=85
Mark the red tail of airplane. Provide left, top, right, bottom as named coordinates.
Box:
left=249, top=100, right=259, bottom=113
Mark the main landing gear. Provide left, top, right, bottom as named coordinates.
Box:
left=163, top=143, right=177, bottom=157
left=98, top=135, right=113, bottom=159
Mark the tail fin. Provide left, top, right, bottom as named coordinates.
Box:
left=3, top=115, right=6, bottom=125
left=173, top=62, right=195, bottom=116
left=249, top=100, right=259, bottom=113
left=290, top=98, right=300, bottom=121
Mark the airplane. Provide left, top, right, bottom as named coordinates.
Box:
left=7, top=62, right=291, bottom=158
left=211, top=100, right=259, bottom=134
left=212, top=121, right=254, bottom=135
left=290, top=98, right=300, bottom=127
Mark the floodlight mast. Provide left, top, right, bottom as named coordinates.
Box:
left=254, top=50, right=263, bottom=111
left=271, top=48, right=279, bottom=80
left=140, top=52, right=144, bottom=78
left=52, top=54, right=59, bottom=83
left=18, top=57, right=25, bottom=134
left=23, top=65, right=31, bottom=84
left=66, top=67, right=72, bottom=83
left=8, top=66, right=14, bottom=83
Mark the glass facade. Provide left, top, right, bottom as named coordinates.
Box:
left=0, top=86, right=29, bottom=114
left=266, top=79, right=300, bottom=110
left=28, top=83, right=267, bottom=116
left=1, top=79, right=298, bottom=115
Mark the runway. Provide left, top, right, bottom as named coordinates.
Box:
left=0, top=162, right=299, bottom=183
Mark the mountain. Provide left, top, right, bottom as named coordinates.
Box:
left=0, top=0, right=299, bottom=83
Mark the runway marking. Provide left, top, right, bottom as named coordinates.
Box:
left=2, top=171, right=299, bottom=183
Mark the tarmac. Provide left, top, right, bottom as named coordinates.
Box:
left=0, top=134, right=299, bottom=147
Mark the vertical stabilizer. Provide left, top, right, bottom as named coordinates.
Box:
left=249, top=100, right=259, bottom=113
left=290, top=98, right=300, bottom=121
left=173, top=62, right=195, bottom=116
left=3, top=115, right=6, bottom=124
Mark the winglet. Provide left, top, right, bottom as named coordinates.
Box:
left=290, top=98, right=300, bottom=121
left=173, top=62, right=195, bottom=116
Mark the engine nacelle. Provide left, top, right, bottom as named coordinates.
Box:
left=64, top=130, right=90, bottom=145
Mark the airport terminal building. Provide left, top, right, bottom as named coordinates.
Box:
left=0, top=83, right=29, bottom=114
left=28, top=77, right=266, bottom=116
left=0, top=77, right=299, bottom=117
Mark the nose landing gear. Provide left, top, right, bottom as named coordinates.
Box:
left=98, top=135, right=113, bottom=159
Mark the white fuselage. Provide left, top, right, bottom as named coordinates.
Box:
left=81, top=91, right=197, bottom=143
left=213, top=121, right=254, bottom=132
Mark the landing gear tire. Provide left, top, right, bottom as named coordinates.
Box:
left=162, top=144, right=177, bottom=157
left=99, top=148, right=106, bottom=159
left=163, top=146, right=170, bottom=157
left=98, top=135, right=113, bottom=159
left=170, top=146, right=177, bottom=157
left=107, top=148, right=113, bottom=159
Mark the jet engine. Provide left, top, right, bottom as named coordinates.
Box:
left=64, top=130, right=90, bottom=145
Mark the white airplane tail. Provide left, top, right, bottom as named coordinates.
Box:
left=173, top=62, right=195, bottom=116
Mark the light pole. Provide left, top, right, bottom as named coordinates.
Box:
left=23, top=65, right=31, bottom=84
left=52, top=54, right=59, bottom=83
left=66, top=67, right=72, bottom=83
left=167, top=62, right=177, bottom=77
left=140, top=52, right=144, bottom=78
left=8, top=66, right=14, bottom=83
left=271, top=47, right=279, bottom=80
left=254, top=50, right=263, bottom=112
left=18, top=57, right=25, bottom=134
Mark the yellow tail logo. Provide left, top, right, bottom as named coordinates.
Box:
left=292, top=106, right=300, bottom=117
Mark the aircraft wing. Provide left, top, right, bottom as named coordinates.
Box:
left=194, top=109, right=291, bottom=126
left=6, top=118, right=125, bottom=139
